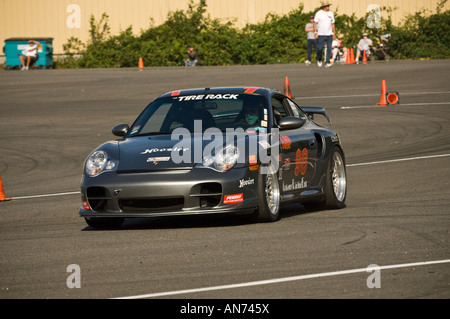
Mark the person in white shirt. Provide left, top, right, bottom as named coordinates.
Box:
left=356, top=33, right=373, bottom=63
left=331, top=35, right=344, bottom=63
left=313, top=1, right=336, bottom=68
left=19, top=40, right=39, bottom=70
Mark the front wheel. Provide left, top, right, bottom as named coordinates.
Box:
left=256, top=170, right=281, bottom=222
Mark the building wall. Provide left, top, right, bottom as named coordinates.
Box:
left=1, top=0, right=448, bottom=55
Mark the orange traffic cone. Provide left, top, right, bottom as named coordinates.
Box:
left=350, top=48, right=355, bottom=64
left=363, top=50, right=368, bottom=64
left=387, top=92, right=400, bottom=104
left=138, top=57, right=144, bottom=71
left=344, top=49, right=351, bottom=64
left=284, top=76, right=292, bottom=98
left=376, top=80, right=388, bottom=105
left=346, top=48, right=355, bottom=64
left=0, top=174, right=11, bottom=202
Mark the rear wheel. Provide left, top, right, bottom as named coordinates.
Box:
left=85, top=217, right=124, bottom=229
left=326, top=148, right=347, bottom=208
left=304, top=147, right=347, bottom=211
left=257, top=169, right=281, bottom=222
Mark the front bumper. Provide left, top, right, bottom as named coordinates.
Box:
left=79, top=166, right=258, bottom=218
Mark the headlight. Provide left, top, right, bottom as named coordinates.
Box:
left=85, top=150, right=118, bottom=177
left=200, top=145, right=239, bottom=172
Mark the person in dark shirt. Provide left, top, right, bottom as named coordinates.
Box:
left=185, top=46, right=199, bottom=67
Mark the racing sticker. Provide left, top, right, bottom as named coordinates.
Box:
left=130, top=125, right=141, bottom=135
left=147, top=157, right=170, bottom=164
left=282, top=178, right=308, bottom=191
left=239, top=178, right=255, bottom=188
left=280, top=136, right=291, bottom=150
left=177, top=94, right=238, bottom=101
left=244, top=87, right=259, bottom=93
left=258, top=140, right=270, bottom=149
left=224, top=193, right=243, bottom=204
left=294, top=148, right=308, bottom=176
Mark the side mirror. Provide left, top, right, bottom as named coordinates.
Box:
left=112, top=124, right=129, bottom=137
left=278, top=116, right=305, bottom=130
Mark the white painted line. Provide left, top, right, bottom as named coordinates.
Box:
left=341, top=102, right=450, bottom=109
left=11, top=191, right=80, bottom=200
left=113, top=259, right=450, bottom=299
left=295, top=91, right=450, bottom=100
left=346, top=154, right=450, bottom=167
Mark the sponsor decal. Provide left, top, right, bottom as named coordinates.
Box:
left=147, top=157, right=170, bottom=165
left=283, top=158, right=291, bottom=170
left=146, top=157, right=170, bottom=162
left=239, top=178, right=255, bottom=188
left=176, top=94, right=239, bottom=101
left=130, top=125, right=141, bottom=135
left=282, top=178, right=308, bottom=191
left=171, top=90, right=181, bottom=96
left=249, top=154, right=257, bottom=165
left=249, top=164, right=259, bottom=171
left=141, top=147, right=189, bottom=155
left=224, top=193, right=243, bottom=204
left=258, top=140, right=270, bottom=149
left=280, top=136, right=291, bottom=150
left=294, top=148, right=308, bottom=176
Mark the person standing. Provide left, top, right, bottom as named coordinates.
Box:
left=313, top=2, right=336, bottom=68
left=304, top=16, right=317, bottom=65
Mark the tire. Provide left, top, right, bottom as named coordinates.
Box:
left=256, top=169, right=281, bottom=222
left=85, top=217, right=124, bottom=229
left=324, top=147, right=347, bottom=209
left=304, top=147, right=347, bottom=211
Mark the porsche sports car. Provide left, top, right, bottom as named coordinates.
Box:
left=80, top=87, right=347, bottom=228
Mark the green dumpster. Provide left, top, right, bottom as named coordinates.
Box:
left=3, top=37, right=54, bottom=69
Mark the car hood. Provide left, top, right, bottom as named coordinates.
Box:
left=116, top=133, right=262, bottom=172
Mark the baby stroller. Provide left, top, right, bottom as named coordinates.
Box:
left=372, top=34, right=391, bottom=61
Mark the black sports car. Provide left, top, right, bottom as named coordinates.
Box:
left=80, top=87, right=347, bottom=228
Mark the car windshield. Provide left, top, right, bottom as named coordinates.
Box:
left=127, top=93, right=269, bottom=136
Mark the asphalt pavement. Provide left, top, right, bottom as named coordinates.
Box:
left=0, top=59, right=449, bottom=304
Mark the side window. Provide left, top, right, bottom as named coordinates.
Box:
left=286, top=98, right=308, bottom=120
left=271, top=96, right=289, bottom=124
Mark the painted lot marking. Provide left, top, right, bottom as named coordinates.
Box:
left=294, top=91, right=450, bottom=100
left=346, top=153, right=450, bottom=167
left=6, top=154, right=450, bottom=200
left=113, top=259, right=450, bottom=299
left=11, top=191, right=80, bottom=200
left=341, top=102, right=450, bottom=109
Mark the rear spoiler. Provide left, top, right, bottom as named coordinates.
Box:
left=300, top=106, right=331, bottom=125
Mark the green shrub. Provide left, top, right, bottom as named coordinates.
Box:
left=60, top=0, right=450, bottom=68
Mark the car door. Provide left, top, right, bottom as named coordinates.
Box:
left=271, top=94, right=317, bottom=194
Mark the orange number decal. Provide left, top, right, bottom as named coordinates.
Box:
left=295, top=148, right=308, bottom=176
